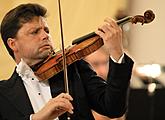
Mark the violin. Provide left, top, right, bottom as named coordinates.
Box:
left=34, top=10, right=155, bottom=81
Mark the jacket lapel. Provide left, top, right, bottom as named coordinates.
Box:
left=0, top=71, right=34, bottom=116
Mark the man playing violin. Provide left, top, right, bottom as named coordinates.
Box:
left=0, top=3, right=133, bottom=120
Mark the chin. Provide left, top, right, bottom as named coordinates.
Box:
left=39, top=50, right=50, bottom=59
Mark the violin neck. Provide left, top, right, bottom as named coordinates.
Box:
left=72, top=32, right=96, bottom=45
left=117, top=16, right=132, bottom=26
left=72, top=16, right=132, bottom=45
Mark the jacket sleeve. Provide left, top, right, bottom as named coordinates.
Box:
left=77, top=53, right=134, bottom=118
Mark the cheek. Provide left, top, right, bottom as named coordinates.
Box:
left=18, top=43, right=37, bottom=55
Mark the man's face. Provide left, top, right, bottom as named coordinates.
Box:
left=12, top=16, right=54, bottom=65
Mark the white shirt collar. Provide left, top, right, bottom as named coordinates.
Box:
left=16, top=59, right=37, bottom=80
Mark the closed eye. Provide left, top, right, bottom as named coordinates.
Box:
left=31, top=28, right=40, bottom=35
left=44, top=27, right=49, bottom=34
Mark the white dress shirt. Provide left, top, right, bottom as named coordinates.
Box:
left=16, top=59, right=59, bottom=120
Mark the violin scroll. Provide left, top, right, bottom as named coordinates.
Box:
left=131, top=10, right=155, bottom=25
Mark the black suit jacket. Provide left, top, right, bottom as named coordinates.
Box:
left=0, top=54, right=134, bottom=120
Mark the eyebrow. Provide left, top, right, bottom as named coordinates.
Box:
left=27, top=26, right=41, bottom=32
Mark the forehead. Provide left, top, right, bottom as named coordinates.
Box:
left=20, top=16, right=48, bottom=29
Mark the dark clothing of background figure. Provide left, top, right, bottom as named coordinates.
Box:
left=0, top=54, right=133, bottom=120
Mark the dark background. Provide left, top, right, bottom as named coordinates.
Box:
left=126, top=88, right=165, bottom=120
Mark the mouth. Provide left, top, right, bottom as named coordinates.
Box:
left=39, top=44, right=52, bottom=52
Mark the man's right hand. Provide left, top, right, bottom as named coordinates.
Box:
left=32, top=93, right=73, bottom=120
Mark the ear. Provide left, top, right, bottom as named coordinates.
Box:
left=7, top=38, right=18, bottom=52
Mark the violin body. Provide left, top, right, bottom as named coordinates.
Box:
left=35, top=35, right=103, bottom=80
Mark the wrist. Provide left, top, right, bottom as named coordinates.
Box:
left=31, top=114, right=42, bottom=120
left=110, top=50, right=124, bottom=62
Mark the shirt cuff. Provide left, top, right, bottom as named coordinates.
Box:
left=30, top=114, right=33, bottom=120
left=110, top=54, right=125, bottom=64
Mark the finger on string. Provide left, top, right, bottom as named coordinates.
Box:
left=95, top=30, right=105, bottom=40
